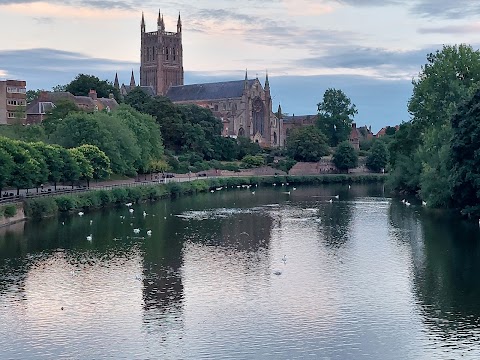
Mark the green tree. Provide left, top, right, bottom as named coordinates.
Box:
left=0, top=138, right=40, bottom=194
left=51, top=111, right=140, bottom=175
left=286, top=125, right=329, bottom=162
left=16, top=142, right=49, bottom=192
left=366, top=140, right=389, bottom=172
left=31, top=143, right=64, bottom=190
left=242, top=155, right=265, bottom=167
left=65, top=73, right=120, bottom=101
left=317, top=88, right=357, bottom=146
left=237, top=137, right=261, bottom=159
left=26, top=89, right=43, bottom=104
left=0, top=147, right=14, bottom=194
left=68, top=148, right=93, bottom=186
left=75, top=144, right=111, bottom=187
left=449, top=88, right=480, bottom=216
left=59, top=147, right=81, bottom=188
left=333, top=141, right=358, bottom=172
left=43, top=99, right=80, bottom=135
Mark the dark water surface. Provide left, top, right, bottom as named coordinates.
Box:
left=1, top=184, right=480, bottom=359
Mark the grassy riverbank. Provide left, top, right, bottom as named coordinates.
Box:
left=23, top=174, right=385, bottom=219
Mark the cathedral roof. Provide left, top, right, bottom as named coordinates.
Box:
left=121, top=85, right=156, bottom=97
left=166, top=79, right=256, bottom=102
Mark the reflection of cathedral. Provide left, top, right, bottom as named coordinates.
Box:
left=137, top=10, right=283, bottom=148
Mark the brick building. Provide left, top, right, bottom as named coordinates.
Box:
left=0, top=80, right=27, bottom=125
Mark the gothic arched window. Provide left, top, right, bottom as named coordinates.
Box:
left=238, top=127, right=245, bottom=137
left=252, top=97, right=265, bottom=136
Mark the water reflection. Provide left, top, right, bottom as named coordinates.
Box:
left=1, top=184, right=480, bottom=359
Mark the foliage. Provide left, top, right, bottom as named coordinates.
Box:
left=3, top=205, right=17, bottom=218
left=75, top=144, right=111, bottom=185
left=286, top=125, right=329, bottom=162
left=68, top=148, right=93, bottom=183
left=0, top=124, right=46, bottom=142
left=449, top=88, right=480, bottom=216
left=64, top=73, right=120, bottom=101
left=272, top=158, right=297, bottom=173
left=317, top=88, right=357, bottom=146
left=242, top=155, right=265, bottom=167
left=43, top=99, right=81, bottom=135
left=26, top=89, right=43, bottom=104
left=366, top=140, right=389, bottom=172
left=386, top=154, right=422, bottom=194
left=0, top=147, right=14, bottom=192
left=333, top=141, right=358, bottom=172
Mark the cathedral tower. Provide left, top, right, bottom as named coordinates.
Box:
left=140, top=10, right=184, bottom=96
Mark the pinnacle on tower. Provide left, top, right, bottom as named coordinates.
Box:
left=157, top=9, right=161, bottom=26
left=265, top=70, right=270, bottom=89
left=130, top=70, right=136, bottom=87
left=141, top=12, right=145, bottom=32
left=161, top=14, right=165, bottom=31
left=177, top=12, right=182, bottom=33
left=277, top=103, right=282, bottom=115
left=114, top=72, right=119, bottom=89
left=244, top=69, right=249, bottom=90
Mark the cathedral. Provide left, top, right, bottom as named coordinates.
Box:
left=136, top=10, right=283, bottom=148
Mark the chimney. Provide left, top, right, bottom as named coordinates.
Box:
left=352, top=123, right=357, bottom=129
left=88, top=89, right=97, bottom=100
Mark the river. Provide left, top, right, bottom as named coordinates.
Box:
left=1, top=183, right=480, bottom=359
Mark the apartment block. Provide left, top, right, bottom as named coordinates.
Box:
left=0, top=80, right=27, bottom=124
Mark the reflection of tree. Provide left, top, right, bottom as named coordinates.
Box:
left=318, top=202, right=353, bottom=249
left=389, top=204, right=480, bottom=339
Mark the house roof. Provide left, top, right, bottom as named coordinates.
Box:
left=166, top=79, right=256, bottom=102
left=121, top=85, right=156, bottom=97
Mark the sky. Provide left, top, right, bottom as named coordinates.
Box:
left=0, top=0, right=479, bottom=131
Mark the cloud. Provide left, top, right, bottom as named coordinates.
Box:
left=32, top=16, right=55, bottom=24
left=418, top=24, right=480, bottom=35
left=0, top=0, right=135, bottom=13
left=0, top=48, right=136, bottom=88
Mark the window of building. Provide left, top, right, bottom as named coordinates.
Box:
left=7, top=99, right=25, bottom=106
left=214, top=104, right=218, bottom=111
left=7, top=112, right=16, bottom=118
left=166, top=47, right=169, bottom=60
left=173, top=47, right=176, bottom=61
left=6, top=87, right=26, bottom=94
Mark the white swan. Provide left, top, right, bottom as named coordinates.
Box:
left=133, top=228, right=140, bottom=234
left=129, top=208, right=134, bottom=213
left=143, top=211, right=147, bottom=217
left=252, top=191, right=255, bottom=195
left=125, top=202, right=132, bottom=207
left=328, top=199, right=333, bottom=203
left=422, top=201, right=427, bottom=206
left=78, top=211, right=84, bottom=216
left=405, top=201, right=411, bottom=206
left=334, top=195, right=339, bottom=199
left=146, top=230, right=152, bottom=236
left=89, top=220, right=93, bottom=225
left=86, top=234, right=92, bottom=241
left=293, top=187, right=297, bottom=191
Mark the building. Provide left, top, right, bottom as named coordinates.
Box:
left=140, top=10, right=183, bottom=96
left=166, top=72, right=283, bottom=147
left=119, top=71, right=156, bottom=98
left=26, top=90, right=119, bottom=124
left=0, top=80, right=27, bottom=125
left=281, top=113, right=317, bottom=145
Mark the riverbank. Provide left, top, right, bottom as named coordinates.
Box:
left=0, top=203, right=25, bottom=228
left=22, top=174, right=385, bottom=221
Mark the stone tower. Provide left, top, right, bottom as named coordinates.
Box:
left=140, top=10, right=184, bottom=96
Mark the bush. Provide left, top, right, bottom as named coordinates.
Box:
left=111, top=187, right=128, bottom=204
left=242, top=155, right=265, bottom=168
left=3, top=205, right=17, bottom=218
left=55, top=196, right=78, bottom=212
left=24, top=198, right=58, bottom=219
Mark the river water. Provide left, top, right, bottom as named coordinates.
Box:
left=1, top=183, right=480, bottom=359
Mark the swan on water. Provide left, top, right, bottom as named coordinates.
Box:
left=422, top=201, right=427, bottom=206
left=133, top=228, right=140, bottom=234
left=334, top=195, right=339, bottom=199
left=146, top=230, right=152, bottom=236
left=328, top=199, right=333, bottom=203
left=129, top=209, right=134, bottom=213
left=143, top=211, right=147, bottom=217
left=125, top=203, right=132, bottom=207
left=252, top=191, right=255, bottom=195
left=90, top=220, right=93, bottom=225
left=78, top=212, right=84, bottom=216
left=86, top=234, right=92, bottom=241
left=293, top=187, right=297, bottom=191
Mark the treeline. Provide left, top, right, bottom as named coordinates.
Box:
left=387, top=44, right=480, bottom=217
left=0, top=137, right=110, bottom=195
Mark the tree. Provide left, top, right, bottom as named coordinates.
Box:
left=16, top=142, right=49, bottom=192
left=64, top=73, right=120, bottom=101
left=449, top=88, right=480, bottom=216
left=31, top=143, right=64, bottom=190
left=26, top=89, right=43, bottom=104
left=43, top=99, right=80, bottom=135
left=237, top=137, right=261, bottom=159
left=333, top=141, right=358, bottom=172
left=75, top=144, right=111, bottom=187
left=366, top=140, right=389, bottom=172
left=286, top=125, right=329, bottom=162
left=317, top=88, right=357, bottom=146
left=0, top=147, right=14, bottom=194
left=68, top=148, right=93, bottom=186
left=242, top=155, right=265, bottom=167
left=0, top=138, right=40, bottom=195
